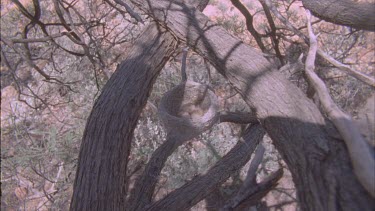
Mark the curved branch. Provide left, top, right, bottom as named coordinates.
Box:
left=261, top=0, right=375, bottom=88
left=230, top=0, right=266, bottom=52
left=304, top=10, right=375, bottom=197
left=69, top=23, right=178, bottom=211
left=302, top=0, right=375, bottom=31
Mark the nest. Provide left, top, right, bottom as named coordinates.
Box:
left=158, top=80, right=219, bottom=141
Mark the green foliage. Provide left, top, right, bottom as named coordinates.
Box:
left=1, top=117, right=82, bottom=210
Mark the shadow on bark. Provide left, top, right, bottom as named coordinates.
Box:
left=71, top=1, right=375, bottom=210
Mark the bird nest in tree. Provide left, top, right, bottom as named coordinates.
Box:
left=158, top=80, right=219, bottom=140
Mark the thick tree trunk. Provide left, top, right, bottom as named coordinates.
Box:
left=129, top=1, right=374, bottom=210
left=70, top=23, right=177, bottom=210
left=71, top=0, right=374, bottom=210
left=302, top=0, right=375, bottom=31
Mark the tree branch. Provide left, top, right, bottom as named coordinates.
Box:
left=218, top=111, right=258, bottom=124
left=231, top=168, right=283, bottom=210
left=145, top=124, right=266, bottom=211
left=221, top=144, right=265, bottom=210
left=128, top=1, right=374, bottom=209
left=259, top=0, right=283, bottom=65
left=302, top=0, right=375, bottom=31
left=113, top=0, right=144, bottom=23
left=261, top=0, right=375, bottom=88
left=230, top=0, right=266, bottom=52
left=69, top=23, right=178, bottom=211
left=304, top=9, right=375, bottom=197
left=5, top=32, right=73, bottom=43
left=128, top=135, right=186, bottom=211
left=1, top=37, right=67, bottom=84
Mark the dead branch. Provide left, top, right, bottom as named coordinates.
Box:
left=259, top=0, right=284, bottom=65
left=304, top=9, right=375, bottom=197
left=261, top=0, right=375, bottom=88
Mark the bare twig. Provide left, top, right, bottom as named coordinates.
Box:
left=316, top=49, right=375, bottom=87
left=113, top=0, right=143, bottom=23
left=261, top=0, right=375, bottom=88
left=259, top=1, right=284, bottom=65
left=304, top=9, right=375, bottom=197
left=1, top=37, right=67, bottom=85
left=230, top=0, right=266, bottom=52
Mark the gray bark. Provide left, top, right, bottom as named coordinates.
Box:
left=71, top=0, right=374, bottom=210
left=304, top=10, right=374, bottom=197
left=302, top=0, right=375, bottom=31
left=70, top=23, right=177, bottom=211
left=129, top=1, right=374, bottom=210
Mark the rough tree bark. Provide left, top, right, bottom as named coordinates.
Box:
left=71, top=0, right=374, bottom=210
left=129, top=1, right=374, bottom=210
left=302, top=0, right=375, bottom=31
left=70, top=23, right=178, bottom=210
